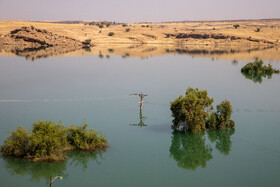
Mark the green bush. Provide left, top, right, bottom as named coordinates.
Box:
left=241, top=59, right=279, bottom=83
left=170, top=87, right=214, bottom=133
left=233, top=24, right=240, bottom=29
left=125, top=28, right=130, bottom=32
left=122, top=24, right=128, bottom=27
left=82, top=39, right=91, bottom=45
left=1, top=120, right=108, bottom=162
left=206, top=101, right=235, bottom=130
left=67, top=122, right=107, bottom=150
left=108, top=32, right=115, bottom=36
left=171, top=87, right=235, bottom=133
left=255, top=27, right=260, bottom=32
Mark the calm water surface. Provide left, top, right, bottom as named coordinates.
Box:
left=0, top=53, right=280, bottom=187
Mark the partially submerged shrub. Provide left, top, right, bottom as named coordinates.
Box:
left=170, top=87, right=214, bottom=133
left=206, top=101, right=235, bottom=130
left=241, top=58, right=279, bottom=83
left=170, top=87, right=235, bottom=133
left=1, top=120, right=108, bottom=162
left=67, top=122, right=107, bottom=151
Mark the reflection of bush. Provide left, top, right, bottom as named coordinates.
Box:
left=67, top=150, right=104, bottom=170
left=1, top=156, right=67, bottom=182
left=169, top=131, right=213, bottom=170
left=1, top=150, right=104, bottom=182
left=170, top=129, right=235, bottom=171
left=241, top=71, right=273, bottom=84
left=207, top=128, right=235, bottom=155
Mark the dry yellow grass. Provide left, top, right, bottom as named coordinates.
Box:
left=1, top=19, right=280, bottom=45
left=0, top=19, right=280, bottom=61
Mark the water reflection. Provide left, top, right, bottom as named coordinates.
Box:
left=241, top=71, right=276, bottom=84
left=0, top=44, right=279, bottom=61
left=169, top=129, right=235, bottom=170
left=129, top=110, right=147, bottom=127
left=169, top=132, right=213, bottom=170
left=1, top=156, right=67, bottom=182
left=207, top=128, right=235, bottom=155
left=1, top=150, right=104, bottom=183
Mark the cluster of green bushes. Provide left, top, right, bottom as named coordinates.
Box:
left=0, top=120, right=108, bottom=162
left=170, top=87, right=235, bottom=133
left=241, top=59, right=279, bottom=83
left=241, top=58, right=279, bottom=74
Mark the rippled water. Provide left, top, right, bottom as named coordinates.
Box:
left=0, top=51, right=280, bottom=187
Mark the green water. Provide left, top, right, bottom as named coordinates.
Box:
left=0, top=54, right=280, bottom=187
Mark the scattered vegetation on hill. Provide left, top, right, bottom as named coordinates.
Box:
left=241, top=58, right=279, bottom=83
left=0, top=120, right=108, bottom=162
left=108, top=32, right=115, bottom=36
left=82, top=39, right=91, bottom=46
left=170, top=87, right=235, bottom=133
left=233, top=24, right=240, bottom=29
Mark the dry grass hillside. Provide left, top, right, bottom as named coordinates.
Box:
left=0, top=19, right=280, bottom=60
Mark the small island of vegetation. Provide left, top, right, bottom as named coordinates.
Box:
left=241, top=58, right=279, bottom=83
left=0, top=120, right=108, bottom=162
left=170, top=87, right=235, bottom=133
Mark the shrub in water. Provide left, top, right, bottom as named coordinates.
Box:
left=1, top=120, right=108, bottom=162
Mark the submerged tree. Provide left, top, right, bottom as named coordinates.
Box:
left=206, top=100, right=235, bottom=130
left=170, top=87, right=214, bottom=133
left=1, top=120, right=108, bottom=162
left=241, top=58, right=279, bottom=83
left=171, top=87, right=235, bottom=133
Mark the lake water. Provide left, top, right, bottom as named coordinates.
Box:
left=0, top=49, right=280, bottom=187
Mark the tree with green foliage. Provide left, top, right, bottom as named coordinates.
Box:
left=170, top=87, right=214, bottom=133
left=1, top=120, right=108, bottom=162
left=171, top=87, right=235, bottom=133
left=206, top=100, right=235, bottom=130
left=241, top=58, right=279, bottom=83
left=233, top=24, right=240, bottom=29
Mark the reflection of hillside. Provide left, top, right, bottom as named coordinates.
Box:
left=1, top=150, right=104, bottom=183
left=169, top=129, right=235, bottom=171
left=0, top=44, right=279, bottom=61
left=0, top=45, right=83, bottom=61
